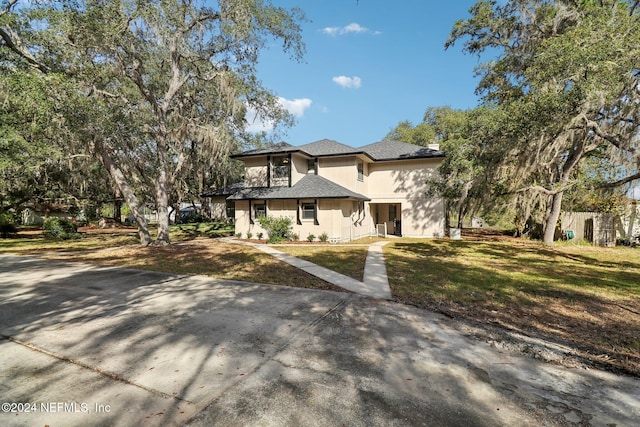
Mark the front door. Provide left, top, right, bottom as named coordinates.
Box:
left=389, top=204, right=401, bottom=236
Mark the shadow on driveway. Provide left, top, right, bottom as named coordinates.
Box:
left=1, top=255, right=638, bottom=426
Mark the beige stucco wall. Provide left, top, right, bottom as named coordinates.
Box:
left=234, top=198, right=373, bottom=242
left=291, top=154, right=310, bottom=184
left=244, top=158, right=267, bottom=187
left=208, top=196, right=227, bottom=220
left=368, top=159, right=445, bottom=237
left=318, top=156, right=359, bottom=192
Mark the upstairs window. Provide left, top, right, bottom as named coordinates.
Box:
left=272, top=156, right=289, bottom=178
left=357, top=159, right=364, bottom=181
left=307, top=158, right=316, bottom=174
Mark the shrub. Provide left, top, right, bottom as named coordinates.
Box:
left=306, top=233, right=315, bottom=242
left=246, top=231, right=253, bottom=239
left=180, top=211, right=210, bottom=224
left=43, top=217, right=80, bottom=240
left=257, top=215, right=292, bottom=243
left=235, top=232, right=242, bottom=238
left=0, top=212, right=17, bottom=238
left=319, top=232, right=328, bottom=242
left=257, top=232, right=263, bottom=240
left=290, top=232, right=299, bottom=241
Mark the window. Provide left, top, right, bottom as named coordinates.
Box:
left=357, top=159, right=364, bottom=181
left=302, top=203, right=315, bottom=220
left=225, top=201, right=235, bottom=220
left=307, top=158, right=316, bottom=174
left=254, top=203, right=266, bottom=218
left=272, top=156, right=290, bottom=180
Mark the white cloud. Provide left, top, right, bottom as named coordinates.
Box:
left=321, top=22, right=379, bottom=36
left=278, top=97, right=312, bottom=118
left=332, top=76, right=362, bottom=89
left=246, top=97, right=312, bottom=133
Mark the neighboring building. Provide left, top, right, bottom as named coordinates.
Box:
left=202, top=139, right=446, bottom=242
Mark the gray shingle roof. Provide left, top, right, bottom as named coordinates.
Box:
left=359, top=140, right=445, bottom=161
left=230, top=138, right=445, bottom=161
left=200, top=182, right=245, bottom=197
left=230, top=141, right=298, bottom=158
left=227, top=174, right=370, bottom=201
left=298, top=139, right=360, bottom=156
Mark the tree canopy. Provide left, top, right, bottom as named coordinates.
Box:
left=445, top=0, right=640, bottom=243
left=1, top=0, right=305, bottom=244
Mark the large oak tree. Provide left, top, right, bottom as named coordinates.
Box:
left=1, top=0, right=304, bottom=244
left=447, top=0, right=640, bottom=244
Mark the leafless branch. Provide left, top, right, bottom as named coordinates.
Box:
left=0, top=0, right=17, bottom=18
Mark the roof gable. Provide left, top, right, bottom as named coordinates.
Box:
left=298, top=139, right=360, bottom=157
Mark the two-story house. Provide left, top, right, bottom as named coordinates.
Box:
left=203, top=139, right=446, bottom=242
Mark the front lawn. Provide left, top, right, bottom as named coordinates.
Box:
left=385, top=237, right=640, bottom=376
left=46, top=240, right=344, bottom=292
left=275, top=245, right=369, bottom=281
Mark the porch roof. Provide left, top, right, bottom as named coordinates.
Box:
left=226, top=174, right=370, bottom=201
left=200, top=182, right=244, bottom=197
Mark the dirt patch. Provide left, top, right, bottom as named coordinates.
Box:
left=414, top=298, right=640, bottom=377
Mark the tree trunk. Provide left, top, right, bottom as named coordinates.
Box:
left=543, top=191, right=564, bottom=245
left=155, top=161, right=171, bottom=245
left=114, top=197, right=122, bottom=224
left=98, top=147, right=151, bottom=246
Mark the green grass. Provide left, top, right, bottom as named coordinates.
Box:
left=384, top=238, right=640, bottom=376
left=276, top=245, right=368, bottom=281
left=385, top=239, right=640, bottom=304
left=0, top=231, right=140, bottom=254
left=170, top=222, right=235, bottom=240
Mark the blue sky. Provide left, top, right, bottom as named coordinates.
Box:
left=247, top=0, right=484, bottom=148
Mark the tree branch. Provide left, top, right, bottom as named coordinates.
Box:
left=0, top=0, right=17, bottom=17
left=510, top=183, right=574, bottom=196
left=600, top=172, right=640, bottom=188
left=0, top=26, right=49, bottom=73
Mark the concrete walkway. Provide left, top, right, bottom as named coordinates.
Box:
left=223, top=238, right=392, bottom=300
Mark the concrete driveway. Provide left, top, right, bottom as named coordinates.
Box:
left=1, top=254, right=638, bottom=426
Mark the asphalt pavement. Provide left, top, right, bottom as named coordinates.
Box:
left=1, top=254, right=638, bottom=426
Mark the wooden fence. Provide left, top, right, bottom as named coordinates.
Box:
left=561, top=212, right=617, bottom=246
